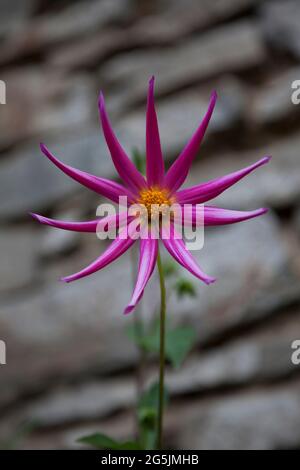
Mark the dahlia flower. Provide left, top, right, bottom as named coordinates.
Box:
left=31, top=77, right=269, bottom=314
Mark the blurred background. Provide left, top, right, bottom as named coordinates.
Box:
left=0, top=0, right=300, bottom=450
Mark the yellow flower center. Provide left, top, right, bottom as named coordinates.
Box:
left=138, top=188, right=173, bottom=218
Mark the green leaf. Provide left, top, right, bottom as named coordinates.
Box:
left=137, top=382, right=169, bottom=450
left=174, top=278, right=197, bottom=299
left=138, top=406, right=157, bottom=428
left=125, top=323, right=143, bottom=347
left=165, top=326, right=197, bottom=368
left=162, top=259, right=179, bottom=278
left=139, top=324, right=160, bottom=352
left=78, top=433, right=141, bottom=450
left=136, top=319, right=197, bottom=369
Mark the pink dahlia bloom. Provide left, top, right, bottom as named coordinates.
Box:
left=31, top=77, right=270, bottom=314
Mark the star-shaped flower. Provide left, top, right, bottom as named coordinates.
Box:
left=31, top=77, right=269, bottom=314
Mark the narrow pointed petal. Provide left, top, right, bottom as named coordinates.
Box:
left=30, top=211, right=130, bottom=233
left=176, top=156, right=271, bottom=205
left=98, top=93, right=147, bottom=193
left=124, top=235, right=158, bottom=314
left=174, top=206, right=268, bottom=226
left=164, top=91, right=217, bottom=193
left=146, top=76, right=164, bottom=186
left=161, top=224, right=215, bottom=285
left=61, top=225, right=136, bottom=283
left=40, top=143, right=135, bottom=204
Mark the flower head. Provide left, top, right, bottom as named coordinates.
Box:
left=31, top=77, right=270, bottom=314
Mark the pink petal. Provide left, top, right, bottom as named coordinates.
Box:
left=164, top=91, right=217, bottom=193
left=124, top=235, right=158, bottom=314
left=176, top=156, right=271, bottom=205
left=174, top=206, right=268, bottom=226
left=161, top=224, right=216, bottom=285
left=98, top=92, right=147, bottom=193
left=40, top=143, right=135, bottom=204
left=30, top=212, right=130, bottom=232
left=146, top=76, right=164, bottom=186
left=61, top=225, right=136, bottom=283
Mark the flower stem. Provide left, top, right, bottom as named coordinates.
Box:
left=156, top=248, right=166, bottom=450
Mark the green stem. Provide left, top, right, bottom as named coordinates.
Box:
left=156, top=248, right=166, bottom=450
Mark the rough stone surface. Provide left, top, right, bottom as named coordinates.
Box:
left=261, top=0, right=300, bottom=59
left=249, top=67, right=300, bottom=127
left=132, top=0, right=260, bottom=45
left=0, top=128, right=118, bottom=220
left=39, top=210, right=82, bottom=260
left=120, top=77, right=246, bottom=156
left=25, top=380, right=135, bottom=427
left=0, top=0, right=37, bottom=38
left=181, top=133, right=300, bottom=210
left=293, top=206, right=300, bottom=237
left=0, top=69, right=94, bottom=150
left=47, top=29, right=132, bottom=71
left=0, top=0, right=300, bottom=451
left=47, top=0, right=260, bottom=71
left=33, top=0, right=133, bottom=47
left=176, top=381, right=300, bottom=450
left=0, top=213, right=290, bottom=410
left=0, top=228, right=38, bottom=294
left=167, top=313, right=300, bottom=395
left=0, top=0, right=133, bottom=65
left=10, top=311, right=298, bottom=430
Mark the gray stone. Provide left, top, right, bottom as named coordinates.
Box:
left=25, top=379, right=135, bottom=427
left=47, top=0, right=259, bottom=71
left=11, top=312, right=300, bottom=429
left=167, top=213, right=290, bottom=342
left=0, top=227, right=37, bottom=294
left=0, top=0, right=36, bottom=38
left=4, top=310, right=299, bottom=430
left=260, top=0, right=300, bottom=60
left=294, top=206, right=300, bottom=236
left=0, top=252, right=137, bottom=409
left=47, top=29, right=131, bottom=70
left=0, top=68, right=94, bottom=150
left=181, top=132, right=300, bottom=210
left=35, top=0, right=132, bottom=47
left=249, top=67, right=300, bottom=127
left=101, top=21, right=266, bottom=104
left=176, top=381, right=300, bottom=449
left=167, top=313, right=300, bottom=394
left=0, top=0, right=133, bottom=64
left=135, top=0, right=259, bottom=44
left=18, top=412, right=135, bottom=450
left=39, top=210, right=81, bottom=260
